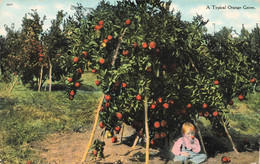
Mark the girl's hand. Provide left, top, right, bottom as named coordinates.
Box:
left=181, top=152, right=190, bottom=157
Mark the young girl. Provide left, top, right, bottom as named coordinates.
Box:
left=172, top=122, right=207, bottom=164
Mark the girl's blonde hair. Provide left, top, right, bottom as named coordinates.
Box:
left=181, top=122, right=196, bottom=135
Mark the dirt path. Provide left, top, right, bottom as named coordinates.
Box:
left=32, top=125, right=259, bottom=164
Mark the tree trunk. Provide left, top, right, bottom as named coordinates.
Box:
left=194, top=115, right=207, bottom=156
left=38, top=65, right=43, bottom=92
left=144, top=96, right=150, bottom=164
left=8, top=75, right=18, bottom=95
left=221, top=117, right=239, bottom=154
left=49, top=62, right=52, bottom=92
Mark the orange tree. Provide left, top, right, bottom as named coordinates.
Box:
left=18, top=10, right=47, bottom=89
left=66, top=0, right=255, bottom=157
left=236, top=25, right=259, bottom=90
left=0, top=24, right=23, bottom=85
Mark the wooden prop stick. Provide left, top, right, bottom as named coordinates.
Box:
left=194, top=115, right=207, bottom=156
left=144, top=96, right=150, bottom=164
left=81, top=28, right=127, bottom=163
left=120, top=123, right=125, bottom=143
left=221, top=117, right=239, bottom=154
left=81, top=94, right=104, bottom=163
left=132, top=135, right=140, bottom=149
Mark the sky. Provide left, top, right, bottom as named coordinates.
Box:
left=0, top=0, right=259, bottom=36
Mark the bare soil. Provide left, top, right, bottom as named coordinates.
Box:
left=32, top=125, right=259, bottom=164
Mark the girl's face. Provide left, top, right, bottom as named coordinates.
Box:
left=184, top=128, right=195, bottom=139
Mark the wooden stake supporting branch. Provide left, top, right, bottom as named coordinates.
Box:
left=221, top=117, right=239, bottom=154
left=81, top=94, right=105, bottom=163
left=81, top=27, right=128, bottom=163
left=119, top=123, right=125, bottom=143
left=194, top=115, right=207, bottom=156
left=132, top=135, right=140, bottom=149
left=144, top=96, right=150, bottom=164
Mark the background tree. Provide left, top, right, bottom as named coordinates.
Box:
left=19, top=10, right=46, bottom=89
left=236, top=24, right=259, bottom=89
left=42, top=10, right=69, bottom=91
left=0, top=24, right=23, bottom=92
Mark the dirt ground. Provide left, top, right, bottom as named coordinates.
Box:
left=32, top=125, right=259, bottom=164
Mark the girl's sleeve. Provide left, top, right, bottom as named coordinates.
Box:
left=172, top=138, right=182, bottom=155
left=191, top=138, right=201, bottom=153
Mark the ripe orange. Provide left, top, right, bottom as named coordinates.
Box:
left=99, top=58, right=105, bottom=64
left=122, top=50, right=129, bottom=56
left=99, top=122, right=105, bottom=129
left=204, top=111, right=209, bottom=117
left=214, top=80, right=219, bottom=85
left=122, top=82, right=127, bottom=88
left=154, top=121, right=160, bottom=128
left=163, top=103, right=169, bottom=109
left=133, top=42, right=138, bottom=48
left=250, top=78, right=256, bottom=83
left=105, top=103, right=110, bottom=108
left=158, top=97, right=163, bottom=103
left=112, top=136, right=117, bottom=143
left=70, top=90, right=75, bottom=96
left=99, top=20, right=104, bottom=26
left=149, top=41, right=156, bottom=49
left=150, top=104, right=156, bottom=110
left=136, top=94, right=142, bottom=101
left=82, top=51, right=88, bottom=57
left=105, top=95, right=111, bottom=102
left=93, top=150, right=98, bottom=156
left=115, top=126, right=121, bottom=132
left=116, top=112, right=122, bottom=119
left=107, top=35, right=113, bottom=40
left=125, top=19, right=131, bottom=26
left=150, top=139, right=155, bottom=145
left=94, top=25, right=102, bottom=31
left=238, top=94, right=244, bottom=101
left=75, top=82, right=80, bottom=87
left=160, top=132, right=167, bottom=138
left=142, top=42, right=148, bottom=49
left=187, top=103, right=192, bottom=109
left=213, top=111, right=218, bottom=116
left=39, top=57, right=43, bottom=61
left=202, top=103, right=208, bottom=109
left=104, top=39, right=108, bottom=43
left=161, top=120, right=167, bottom=127
left=168, top=99, right=174, bottom=105
left=68, top=78, right=73, bottom=83
left=95, top=80, right=101, bottom=86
